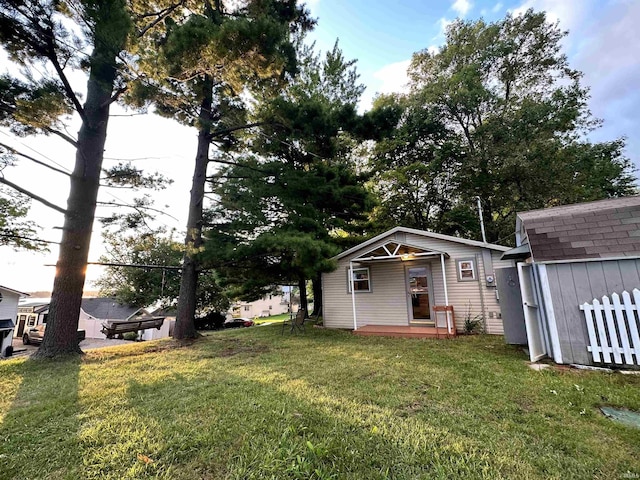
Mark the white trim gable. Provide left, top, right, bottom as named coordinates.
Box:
left=334, top=227, right=510, bottom=261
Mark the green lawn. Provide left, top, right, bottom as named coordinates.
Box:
left=1, top=327, right=639, bottom=479
left=253, top=313, right=290, bottom=324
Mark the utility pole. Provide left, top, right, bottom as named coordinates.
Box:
left=476, top=196, right=487, bottom=243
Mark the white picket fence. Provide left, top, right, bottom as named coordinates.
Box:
left=580, top=289, right=640, bottom=366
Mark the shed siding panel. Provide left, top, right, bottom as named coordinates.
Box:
left=601, top=261, right=624, bottom=294
left=322, top=232, right=513, bottom=334
left=566, top=263, right=592, bottom=365
left=545, top=264, right=575, bottom=363
left=546, top=259, right=640, bottom=365
left=0, top=290, right=20, bottom=321
left=619, top=260, right=640, bottom=289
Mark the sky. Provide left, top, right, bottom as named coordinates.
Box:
left=0, top=0, right=638, bottom=293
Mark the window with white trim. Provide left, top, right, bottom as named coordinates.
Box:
left=348, top=267, right=371, bottom=292
left=457, top=258, right=477, bottom=281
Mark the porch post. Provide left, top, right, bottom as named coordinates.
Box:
left=440, top=254, right=451, bottom=334
left=349, top=261, right=358, bottom=330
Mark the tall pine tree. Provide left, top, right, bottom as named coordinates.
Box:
left=205, top=41, right=373, bottom=313
left=128, top=0, right=312, bottom=338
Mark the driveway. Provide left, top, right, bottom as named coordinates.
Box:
left=3, top=338, right=132, bottom=359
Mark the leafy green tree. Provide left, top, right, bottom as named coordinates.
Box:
left=128, top=0, right=312, bottom=338
left=95, top=230, right=229, bottom=313
left=373, top=10, right=635, bottom=244
left=0, top=187, right=44, bottom=250
left=364, top=93, right=471, bottom=236
left=205, top=41, right=373, bottom=313
left=0, top=0, right=180, bottom=357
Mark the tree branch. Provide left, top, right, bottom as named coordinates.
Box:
left=87, top=261, right=181, bottom=270
left=45, top=39, right=87, bottom=123
left=45, top=127, right=78, bottom=148
left=101, top=86, right=127, bottom=108
left=0, top=142, right=71, bottom=177
left=0, top=232, right=59, bottom=245
left=0, top=176, right=67, bottom=214
left=96, top=201, right=179, bottom=222
left=210, top=157, right=271, bottom=174
left=210, top=122, right=269, bottom=138
left=137, top=1, right=187, bottom=38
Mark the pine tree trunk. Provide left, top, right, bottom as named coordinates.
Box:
left=298, top=277, right=308, bottom=316
left=34, top=24, right=121, bottom=359
left=173, top=75, right=214, bottom=339
left=311, top=274, right=322, bottom=317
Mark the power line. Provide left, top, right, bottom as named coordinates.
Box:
left=0, top=130, right=72, bottom=174
left=253, top=129, right=327, bottom=161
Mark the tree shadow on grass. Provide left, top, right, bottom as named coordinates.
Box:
left=0, top=356, right=82, bottom=479
left=112, top=350, right=541, bottom=480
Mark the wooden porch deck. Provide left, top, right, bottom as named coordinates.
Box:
left=353, top=325, right=457, bottom=339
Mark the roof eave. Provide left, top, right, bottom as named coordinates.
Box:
left=0, top=285, right=30, bottom=297
left=334, top=226, right=510, bottom=261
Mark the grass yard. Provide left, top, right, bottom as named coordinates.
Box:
left=0, top=326, right=639, bottom=479
left=253, top=313, right=290, bottom=325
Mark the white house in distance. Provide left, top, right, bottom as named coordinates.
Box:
left=232, top=289, right=300, bottom=318
left=321, top=227, right=514, bottom=337
left=15, top=300, right=48, bottom=338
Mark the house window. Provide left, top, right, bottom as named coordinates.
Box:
left=457, top=258, right=477, bottom=281
left=27, top=314, right=36, bottom=327
left=348, top=267, right=371, bottom=293
left=244, top=306, right=250, bottom=312
left=269, top=305, right=273, bottom=310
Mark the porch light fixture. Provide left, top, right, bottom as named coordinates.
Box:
left=401, top=253, right=411, bottom=261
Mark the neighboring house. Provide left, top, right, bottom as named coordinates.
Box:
left=14, top=300, right=47, bottom=338
left=18, top=297, right=170, bottom=340
left=321, top=227, right=513, bottom=335
left=232, top=291, right=299, bottom=318
left=1, top=285, right=28, bottom=342
left=498, top=196, right=640, bottom=366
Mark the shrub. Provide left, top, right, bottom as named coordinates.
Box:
left=123, top=332, right=139, bottom=341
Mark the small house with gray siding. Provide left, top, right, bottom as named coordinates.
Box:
left=322, top=227, right=513, bottom=336
left=498, top=196, right=640, bottom=367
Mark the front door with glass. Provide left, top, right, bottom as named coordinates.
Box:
left=407, top=266, right=432, bottom=324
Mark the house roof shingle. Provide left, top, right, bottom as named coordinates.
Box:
left=518, top=196, right=640, bottom=262
left=81, top=298, right=143, bottom=320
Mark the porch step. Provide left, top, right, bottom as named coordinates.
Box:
left=353, top=325, right=456, bottom=339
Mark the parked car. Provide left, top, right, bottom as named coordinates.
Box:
left=194, top=311, right=226, bottom=330
left=223, top=317, right=254, bottom=329
left=23, top=324, right=86, bottom=345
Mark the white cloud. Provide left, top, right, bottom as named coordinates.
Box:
left=452, top=0, right=472, bottom=16
left=510, top=0, right=591, bottom=36
left=510, top=0, right=640, bottom=173
left=492, top=2, right=503, bottom=13
left=427, top=45, right=439, bottom=55
left=359, top=59, right=410, bottom=112
left=434, top=17, right=454, bottom=41
left=372, top=59, right=411, bottom=95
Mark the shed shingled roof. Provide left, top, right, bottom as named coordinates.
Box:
left=518, top=196, right=640, bottom=262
